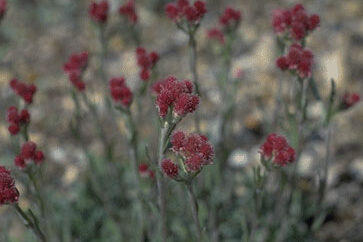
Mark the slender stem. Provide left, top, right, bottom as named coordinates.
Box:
left=14, top=204, right=47, bottom=242
left=186, top=183, right=202, bottom=241
left=188, top=33, right=201, bottom=133
left=319, top=123, right=332, bottom=205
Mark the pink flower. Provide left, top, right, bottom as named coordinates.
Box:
left=219, top=7, right=241, bottom=28
left=153, top=76, right=199, bottom=117
left=64, top=52, right=88, bottom=91
left=161, top=159, right=179, bottom=178
left=14, top=142, right=45, bottom=168
left=138, top=163, right=154, bottom=179
left=272, top=3, right=319, bottom=41
left=89, top=0, right=109, bottom=23
left=6, top=106, right=31, bottom=135
left=0, top=0, right=6, bottom=19
left=165, top=0, right=206, bottom=23
left=9, top=79, right=37, bottom=104
left=341, top=92, right=360, bottom=110
left=119, top=0, right=137, bottom=24
left=136, top=47, right=159, bottom=82
left=170, top=131, right=214, bottom=172
left=0, top=166, right=19, bottom=206
left=259, top=133, right=296, bottom=166
left=207, top=28, right=225, bottom=44
left=109, top=77, right=133, bottom=107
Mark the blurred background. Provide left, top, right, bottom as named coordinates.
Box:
left=1, top=0, right=363, bottom=241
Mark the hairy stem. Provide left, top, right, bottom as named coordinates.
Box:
left=186, top=183, right=202, bottom=241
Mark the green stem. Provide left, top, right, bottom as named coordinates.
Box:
left=186, top=183, right=202, bottom=241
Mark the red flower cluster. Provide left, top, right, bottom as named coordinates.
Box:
left=341, top=92, right=360, bottom=110
left=9, top=79, right=37, bottom=104
left=207, top=28, right=225, bottom=44
left=119, top=0, right=137, bottom=24
left=0, top=0, right=6, bottom=19
left=259, top=134, right=295, bottom=166
left=109, top=77, right=133, bottom=107
left=0, top=166, right=19, bottom=206
left=207, top=7, right=241, bottom=44
left=219, top=7, right=242, bottom=28
left=161, top=159, right=179, bottom=179
left=276, top=43, right=313, bottom=79
left=171, top=131, right=214, bottom=172
left=63, top=52, right=89, bottom=91
left=165, top=0, right=206, bottom=23
left=14, top=142, right=45, bottom=169
left=138, top=163, right=155, bottom=179
left=272, top=3, right=320, bottom=41
left=89, top=0, right=109, bottom=23
left=6, top=106, right=30, bottom=135
left=152, top=76, right=199, bottom=118
left=136, top=47, right=159, bottom=81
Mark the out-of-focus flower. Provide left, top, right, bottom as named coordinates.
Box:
left=138, top=163, right=154, bottom=179
left=119, top=0, right=137, bottom=24
left=259, top=133, right=295, bottom=166
left=89, top=0, right=109, bottom=23
left=0, top=0, right=6, bottom=19
left=276, top=43, right=313, bottom=79
left=6, top=106, right=30, bottom=135
left=136, top=47, right=159, bottom=81
left=14, top=142, right=45, bottom=169
left=207, top=28, right=225, bottom=44
left=219, top=7, right=241, bottom=29
left=152, top=76, right=199, bottom=118
left=0, top=166, right=19, bottom=206
left=63, top=52, right=89, bottom=91
left=272, top=3, right=320, bottom=41
left=9, top=79, right=37, bottom=104
left=341, top=92, right=360, bottom=110
left=165, top=0, right=206, bottom=24
left=109, top=77, right=133, bottom=107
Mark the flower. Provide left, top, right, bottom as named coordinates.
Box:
left=165, top=0, right=206, bottom=24
left=109, top=77, right=133, bottom=107
left=89, top=0, right=109, bottom=23
left=138, top=163, right=154, bottom=178
left=6, top=106, right=30, bottom=135
left=0, top=0, right=6, bottom=19
left=63, top=52, right=88, bottom=91
left=9, top=79, right=37, bottom=104
left=219, top=7, right=241, bottom=29
left=170, top=131, right=214, bottom=172
left=152, top=76, right=199, bottom=118
left=136, top=47, right=159, bottom=81
left=341, top=92, right=360, bottom=110
left=161, top=159, right=179, bottom=178
left=276, top=43, right=313, bottom=79
left=207, top=28, right=225, bottom=44
left=272, top=3, right=320, bottom=41
left=14, top=142, right=45, bottom=169
left=259, top=133, right=295, bottom=166
left=119, top=0, right=137, bottom=24
left=0, top=166, right=19, bottom=205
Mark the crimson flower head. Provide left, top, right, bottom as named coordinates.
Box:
left=259, top=133, right=295, bottom=166
left=276, top=43, right=313, bottom=79
left=152, top=76, right=199, bottom=118
left=89, top=0, right=109, bottom=23
left=136, top=47, right=159, bottom=81
left=109, top=77, right=133, bottom=107
left=219, top=7, right=241, bottom=29
left=341, top=92, right=360, bottom=110
left=161, top=159, right=179, bottom=179
left=64, top=52, right=88, bottom=91
left=119, top=0, right=137, bottom=24
left=0, top=0, right=6, bottom=19
left=15, top=141, right=45, bottom=169
left=9, top=79, right=37, bottom=104
left=165, top=0, right=206, bottom=24
left=170, top=131, right=214, bottom=172
left=0, top=166, right=19, bottom=206
left=272, top=3, right=320, bottom=41
left=6, top=106, right=30, bottom=135
left=138, top=163, right=154, bottom=179
left=207, top=28, right=225, bottom=44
